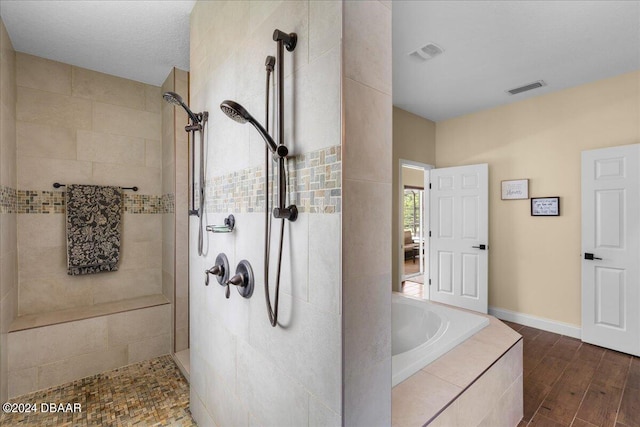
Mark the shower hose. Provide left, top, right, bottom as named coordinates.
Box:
left=264, top=63, right=286, bottom=327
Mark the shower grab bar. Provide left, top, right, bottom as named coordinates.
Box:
left=53, top=182, right=139, bottom=191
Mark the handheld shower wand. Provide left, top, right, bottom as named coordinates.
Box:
left=219, top=29, right=298, bottom=327
left=163, top=91, right=209, bottom=256
left=219, top=100, right=297, bottom=221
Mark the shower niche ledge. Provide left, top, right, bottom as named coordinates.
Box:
left=9, top=294, right=170, bottom=332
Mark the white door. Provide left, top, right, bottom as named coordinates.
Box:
left=429, top=164, right=488, bottom=313
left=582, top=144, right=640, bottom=356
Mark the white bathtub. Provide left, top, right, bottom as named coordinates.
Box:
left=392, top=293, right=490, bottom=386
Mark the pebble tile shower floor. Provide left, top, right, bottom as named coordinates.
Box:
left=0, top=355, right=195, bottom=426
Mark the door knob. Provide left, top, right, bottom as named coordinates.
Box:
left=584, top=253, right=602, bottom=260
left=472, top=244, right=487, bottom=250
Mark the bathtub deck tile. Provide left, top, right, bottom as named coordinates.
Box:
left=422, top=333, right=505, bottom=388
left=392, top=370, right=461, bottom=427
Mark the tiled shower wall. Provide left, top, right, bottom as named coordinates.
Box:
left=161, top=68, right=190, bottom=353
left=188, top=1, right=343, bottom=426
left=342, top=1, right=393, bottom=425
left=15, top=53, right=165, bottom=315
left=0, top=17, right=18, bottom=404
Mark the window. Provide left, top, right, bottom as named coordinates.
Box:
left=403, top=188, right=423, bottom=238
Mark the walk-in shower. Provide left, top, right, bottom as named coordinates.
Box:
left=163, top=91, right=208, bottom=256
left=220, top=29, right=298, bottom=327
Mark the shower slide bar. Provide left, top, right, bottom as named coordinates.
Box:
left=53, top=182, right=139, bottom=191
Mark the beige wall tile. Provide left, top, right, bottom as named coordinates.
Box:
left=236, top=339, right=308, bottom=427
left=17, top=156, right=92, bottom=190
left=145, top=139, right=162, bottom=168
left=1, top=103, right=17, bottom=187
left=17, top=86, right=92, bottom=130
left=343, top=273, right=390, bottom=378
left=0, top=250, right=17, bottom=299
left=145, top=85, right=162, bottom=113
left=8, top=317, right=107, bottom=371
left=423, top=333, right=511, bottom=388
left=92, top=162, right=161, bottom=194
left=17, top=214, right=65, bottom=249
left=37, top=345, right=127, bottom=391
left=92, top=268, right=162, bottom=305
left=175, top=327, right=188, bottom=353
left=72, top=66, right=145, bottom=110
left=344, top=358, right=392, bottom=427
left=107, top=304, right=170, bottom=345
left=392, top=370, right=461, bottom=427
left=343, top=1, right=391, bottom=95
left=18, top=245, right=66, bottom=279
left=289, top=45, right=341, bottom=156
left=342, top=179, right=392, bottom=281
left=1, top=214, right=17, bottom=270
left=19, top=273, right=93, bottom=315
left=128, top=333, right=170, bottom=364
left=309, top=395, right=341, bottom=427
left=77, top=130, right=145, bottom=166
left=456, top=341, right=523, bottom=426
left=17, top=53, right=71, bottom=95
left=477, top=374, right=523, bottom=427
left=249, top=296, right=341, bottom=412
left=309, top=1, right=342, bottom=62
left=17, top=122, right=77, bottom=160
left=8, top=367, right=37, bottom=399
left=93, top=101, right=161, bottom=141
left=121, top=214, right=162, bottom=243
left=344, top=78, right=392, bottom=182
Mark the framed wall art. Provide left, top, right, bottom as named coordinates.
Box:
left=501, top=179, right=529, bottom=200
left=531, top=197, right=560, bottom=216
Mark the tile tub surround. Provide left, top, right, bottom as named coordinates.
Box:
left=392, top=316, right=523, bottom=426
left=7, top=303, right=171, bottom=398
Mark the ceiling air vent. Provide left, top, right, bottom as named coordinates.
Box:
left=506, top=80, right=546, bottom=95
left=409, top=43, right=444, bottom=61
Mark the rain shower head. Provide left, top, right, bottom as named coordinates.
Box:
left=220, top=100, right=280, bottom=155
left=163, top=91, right=201, bottom=124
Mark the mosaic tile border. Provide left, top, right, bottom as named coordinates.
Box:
left=203, top=145, right=341, bottom=214
left=0, top=185, right=17, bottom=214
left=16, top=190, right=173, bottom=214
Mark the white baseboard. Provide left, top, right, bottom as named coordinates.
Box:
left=489, top=306, right=582, bottom=339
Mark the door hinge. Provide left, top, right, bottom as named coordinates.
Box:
left=429, top=231, right=431, bottom=237
left=429, top=279, right=431, bottom=285
left=429, top=183, right=432, bottom=189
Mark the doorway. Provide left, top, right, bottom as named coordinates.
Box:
left=399, top=160, right=432, bottom=298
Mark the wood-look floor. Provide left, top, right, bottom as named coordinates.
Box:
left=503, top=321, right=640, bottom=427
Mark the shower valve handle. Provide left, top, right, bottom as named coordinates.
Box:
left=227, top=273, right=246, bottom=288
left=205, top=265, right=224, bottom=286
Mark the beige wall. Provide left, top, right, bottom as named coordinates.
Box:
left=188, top=1, right=342, bottom=426
left=402, top=167, right=424, bottom=189
left=0, top=17, right=18, bottom=403
left=15, top=53, right=164, bottom=315
left=392, top=107, right=436, bottom=291
left=436, top=70, right=640, bottom=326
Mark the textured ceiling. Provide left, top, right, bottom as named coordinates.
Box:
left=0, top=0, right=196, bottom=86
left=393, top=1, right=640, bottom=122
